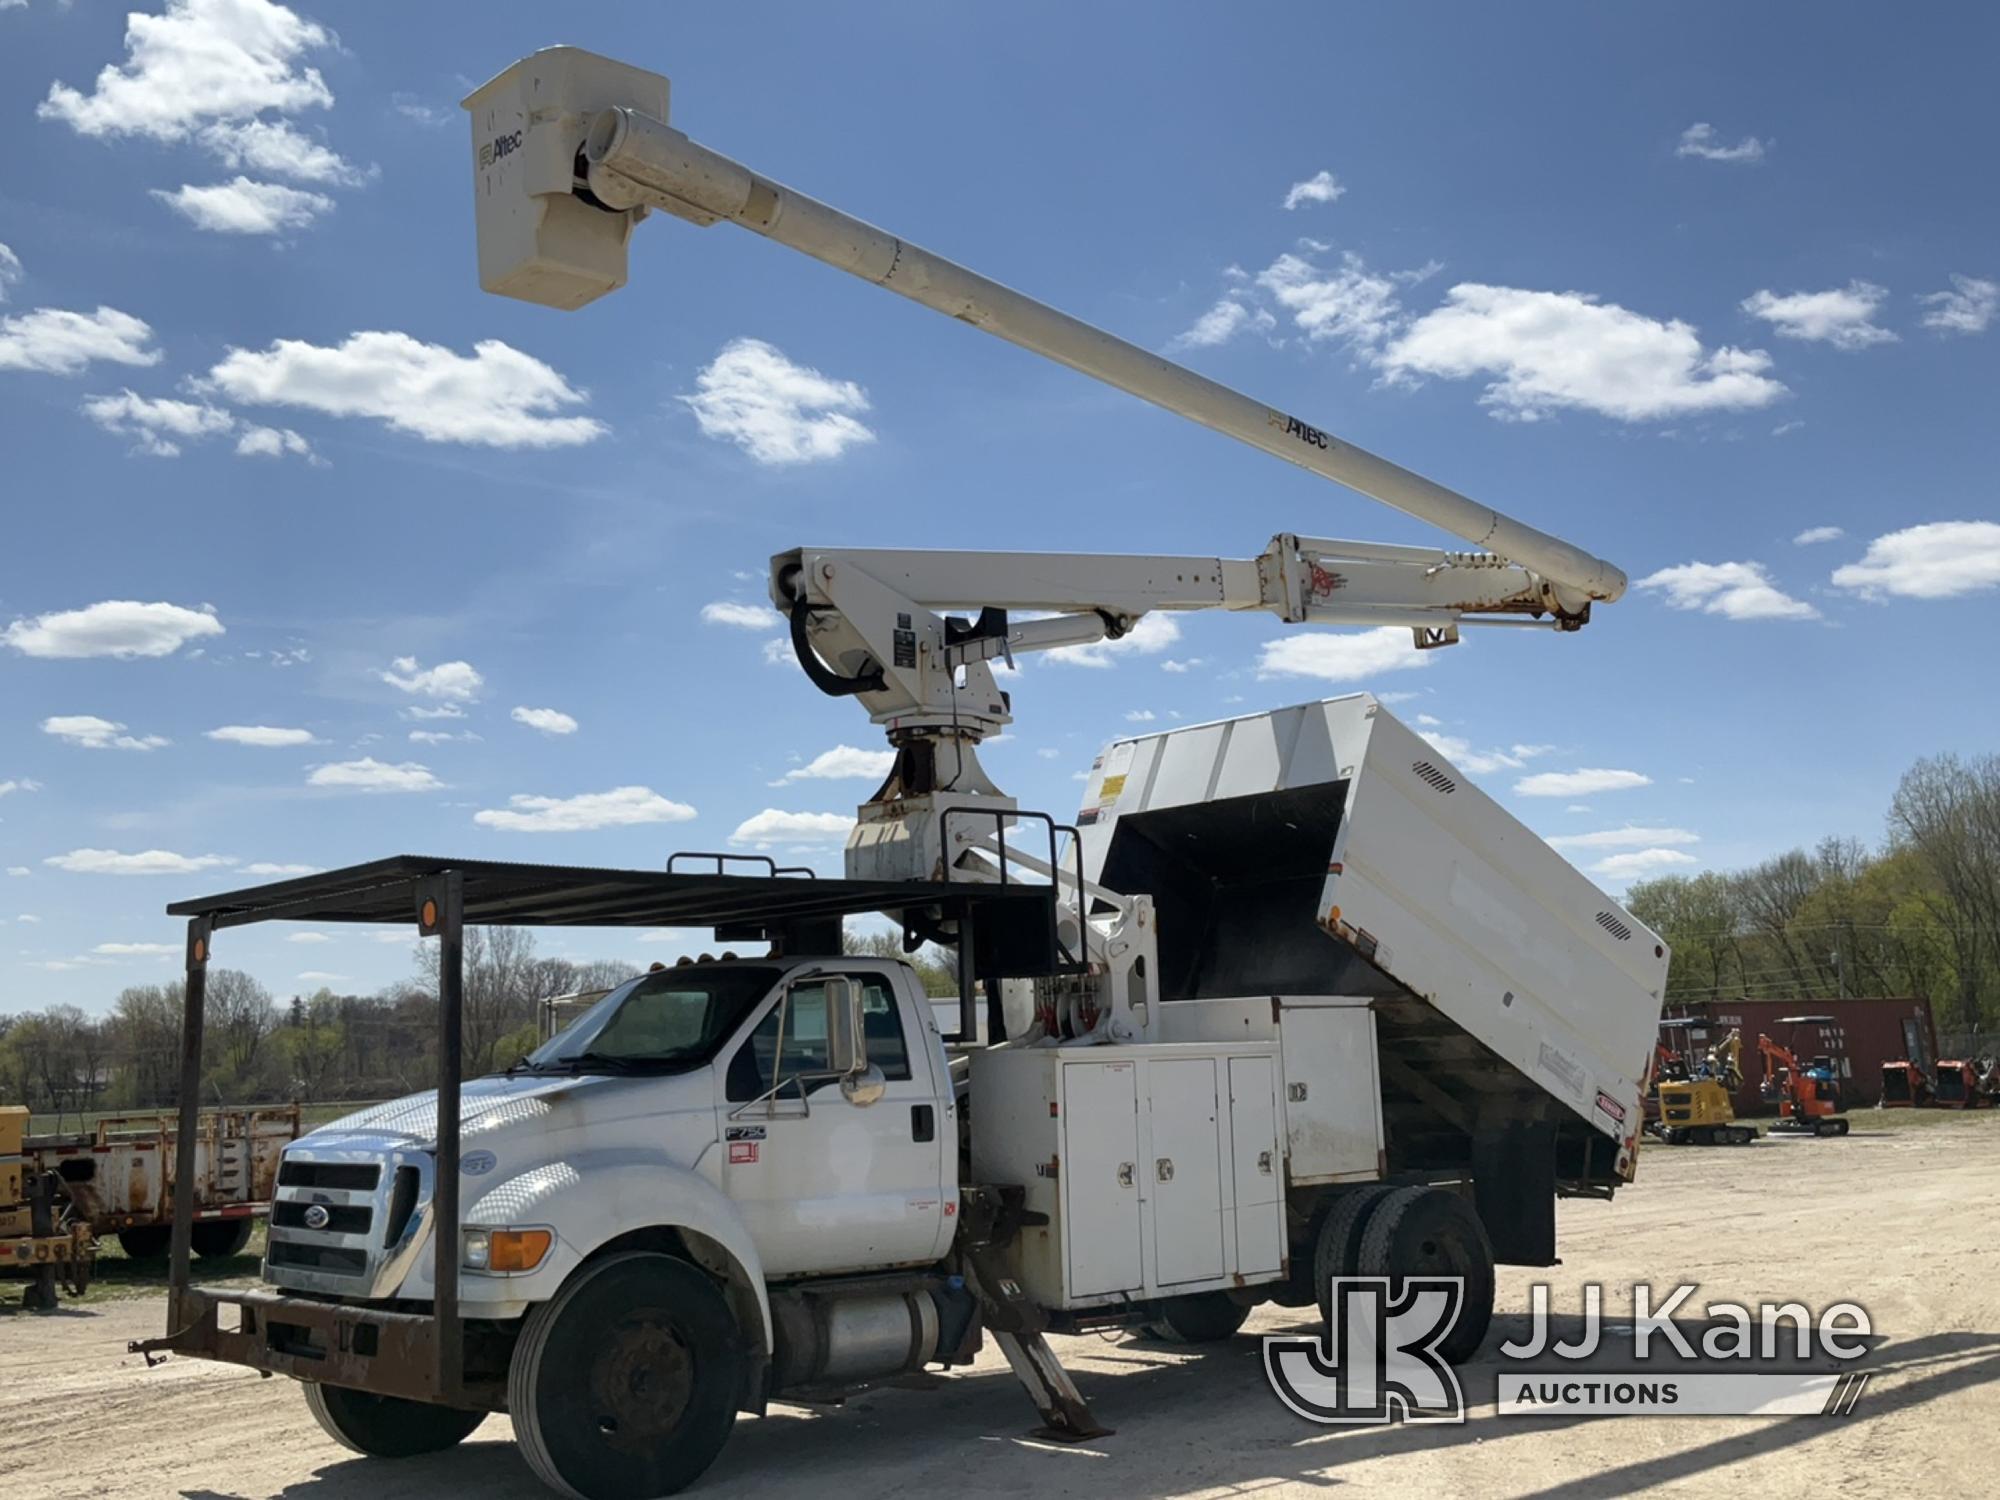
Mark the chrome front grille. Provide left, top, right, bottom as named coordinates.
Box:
left=265, top=1140, right=433, bottom=1298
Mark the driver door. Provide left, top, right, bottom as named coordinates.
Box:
left=716, top=970, right=947, bottom=1275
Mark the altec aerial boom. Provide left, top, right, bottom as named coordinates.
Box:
left=465, top=47, right=1625, bottom=621
left=464, top=46, right=1635, bottom=935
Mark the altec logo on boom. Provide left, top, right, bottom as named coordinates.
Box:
left=1266, top=1280, right=1874, bottom=1423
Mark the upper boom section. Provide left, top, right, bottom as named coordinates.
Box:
left=463, top=48, right=1627, bottom=617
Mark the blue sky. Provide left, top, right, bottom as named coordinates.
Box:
left=2, top=2, right=1996, bottom=1013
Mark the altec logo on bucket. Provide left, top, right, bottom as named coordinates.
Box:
left=1265, top=1280, right=1874, bottom=1423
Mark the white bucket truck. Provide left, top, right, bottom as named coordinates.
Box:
left=131, top=47, right=1667, bottom=1500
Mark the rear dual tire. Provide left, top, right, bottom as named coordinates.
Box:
left=1315, top=1184, right=1494, bottom=1366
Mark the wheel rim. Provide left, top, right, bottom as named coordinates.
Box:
left=588, top=1309, right=695, bottom=1455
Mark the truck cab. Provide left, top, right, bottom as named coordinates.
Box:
left=270, top=958, right=956, bottom=1317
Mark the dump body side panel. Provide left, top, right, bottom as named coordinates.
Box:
left=1337, top=709, right=1668, bottom=1138
left=1078, top=695, right=1669, bottom=1144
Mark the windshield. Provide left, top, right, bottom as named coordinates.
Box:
left=516, top=964, right=783, bottom=1075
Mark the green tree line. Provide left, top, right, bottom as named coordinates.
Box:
left=1, top=924, right=962, bottom=1124
left=1627, top=753, right=2000, bottom=1035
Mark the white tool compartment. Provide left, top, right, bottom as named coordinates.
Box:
left=969, top=1042, right=1287, bottom=1310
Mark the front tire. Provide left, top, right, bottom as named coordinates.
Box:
left=1142, top=1291, right=1250, bottom=1344
left=303, top=1382, right=486, bottom=1458
left=1357, top=1186, right=1495, bottom=1366
left=510, top=1252, right=742, bottom=1500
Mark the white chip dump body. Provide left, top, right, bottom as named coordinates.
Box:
left=1074, top=693, right=1669, bottom=1149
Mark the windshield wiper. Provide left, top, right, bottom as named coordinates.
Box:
left=521, top=1051, right=659, bottom=1076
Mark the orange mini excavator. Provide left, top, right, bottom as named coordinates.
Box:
left=1757, top=1018, right=1851, bottom=1137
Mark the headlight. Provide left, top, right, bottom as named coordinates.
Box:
left=463, top=1227, right=552, bottom=1274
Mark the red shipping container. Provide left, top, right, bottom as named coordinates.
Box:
left=1658, top=997, right=1937, bottom=1115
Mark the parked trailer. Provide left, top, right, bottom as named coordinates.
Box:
left=27, top=1105, right=299, bottom=1260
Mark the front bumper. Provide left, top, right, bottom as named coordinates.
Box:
left=129, top=1286, right=506, bottom=1409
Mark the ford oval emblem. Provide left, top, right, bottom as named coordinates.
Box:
left=460, top=1150, right=497, bottom=1177
left=302, top=1204, right=331, bottom=1231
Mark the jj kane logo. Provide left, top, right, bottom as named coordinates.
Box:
left=1264, top=1278, right=1467, bottom=1425
left=1266, top=1280, right=1874, bottom=1423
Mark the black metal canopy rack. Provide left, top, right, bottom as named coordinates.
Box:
left=142, top=854, right=1059, bottom=1402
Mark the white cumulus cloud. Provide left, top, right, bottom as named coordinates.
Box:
left=307, top=758, right=441, bottom=792
left=1675, top=123, right=1767, bottom=163
left=0, top=243, right=21, bottom=300
left=1636, top=560, right=1818, bottom=621
left=4, top=600, right=221, bottom=658
left=1741, top=281, right=1895, bottom=349
left=94, top=941, right=178, bottom=956
left=681, top=338, right=874, bottom=465
left=1418, top=733, right=1555, bottom=777
left=39, top=0, right=335, bottom=140
left=773, top=746, right=895, bottom=784
left=205, top=332, right=604, bottom=448
left=730, top=809, right=856, bottom=847
left=243, top=861, right=316, bottom=875
left=206, top=724, right=315, bottom=747
left=1793, top=526, right=1844, bottom=546
left=511, top=706, right=578, bottom=736
left=1172, top=297, right=1276, bottom=349
left=46, top=848, right=234, bottom=876
left=379, top=656, right=483, bottom=702
left=234, top=423, right=314, bottom=460
left=1592, top=848, right=1699, bottom=880
left=473, top=786, right=696, bottom=832
left=1830, top=521, right=2000, bottom=601
left=1258, top=251, right=1412, bottom=355
left=1282, top=170, right=1346, bottom=210
left=197, top=117, right=363, bottom=186
left=42, top=714, right=169, bottom=751
left=81, top=388, right=234, bottom=456
left=0, top=306, right=160, bottom=375
left=1546, top=826, right=1700, bottom=852
left=1384, top=284, right=1785, bottom=421
left=1514, top=768, right=1653, bottom=798
left=1044, top=612, right=1182, bottom=668
left=701, top=600, right=783, bottom=630
left=1256, top=626, right=1432, bottom=684
left=1918, top=275, right=1998, bottom=336
left=153, top=177, right=334, bottom=234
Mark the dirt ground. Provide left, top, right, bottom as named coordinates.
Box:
left=4, top=1114, right=1996, bottom=1500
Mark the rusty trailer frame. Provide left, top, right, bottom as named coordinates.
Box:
left=130, top=853, right=1057, bottom=1404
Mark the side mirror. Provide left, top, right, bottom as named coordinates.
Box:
left=823, top=977, right=885, bottom=1107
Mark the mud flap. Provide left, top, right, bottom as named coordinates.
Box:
left=1473, top=1120, right=1556, bottom=1267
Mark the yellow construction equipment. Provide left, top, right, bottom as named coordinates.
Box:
left=2, top=1106, right=95, bottom=1309
left=1650, top=1022, right=1756, bottom=1146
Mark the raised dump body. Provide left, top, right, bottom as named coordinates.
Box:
left=1074, top=693, right=1669, bottom=1199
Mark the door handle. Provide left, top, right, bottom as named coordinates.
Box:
left=1257, top=1149, right=1273, bottom=1175
left=1156, top=1158, right=1175, bottom=1182
left=1116, top=1162, right=1134, bottom=1188
left=911, top=1104, right=935, bottom=1143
